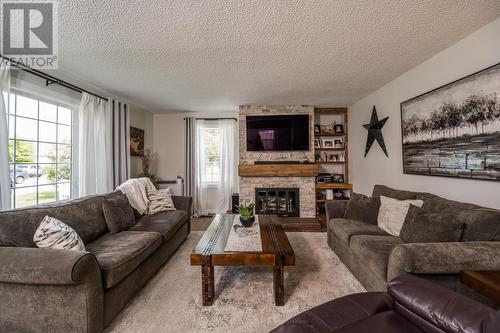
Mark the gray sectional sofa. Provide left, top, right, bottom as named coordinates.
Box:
left=326, top=184, right=500, bottom=306
left=0, top=191, right=192, bottom=333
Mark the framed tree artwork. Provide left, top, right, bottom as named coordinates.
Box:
left=130, top=126, right=145, bottom=156
left=401, top=63, right=500, bottom=181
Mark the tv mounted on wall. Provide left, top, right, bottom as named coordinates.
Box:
left=246, top=114, right=310, bottom=151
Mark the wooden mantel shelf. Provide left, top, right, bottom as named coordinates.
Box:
left=239, top=164, right=318, bottom=177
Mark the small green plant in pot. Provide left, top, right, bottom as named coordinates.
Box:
left=236, top=203, right=255, bottom=227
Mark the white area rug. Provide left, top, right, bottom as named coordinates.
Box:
left=105, top=232, right=365, bottom=333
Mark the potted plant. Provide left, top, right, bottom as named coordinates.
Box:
left=236, top=203, right=255, bottom=227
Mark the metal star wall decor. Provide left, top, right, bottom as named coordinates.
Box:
left=363, top=106, right=389, bottom=157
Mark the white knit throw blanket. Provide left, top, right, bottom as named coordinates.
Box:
left=117, top=178, right=156, bottom=215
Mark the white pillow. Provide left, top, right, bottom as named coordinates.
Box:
left=377, top=196, right=423, bottom=237
left=147, top=188, right=176, bottom=215
left=34, top=216, right=86, bottom=251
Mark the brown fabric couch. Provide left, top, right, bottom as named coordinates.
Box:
left=326, top=185, right=500, bottom=307
left=0, top=191, right=192, bottom=333
left=271, top=275, right=500, bottom=333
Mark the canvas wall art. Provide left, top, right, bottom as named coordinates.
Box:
left=401, top=63, right=500, bottom=181
left=130, top=126, right=145, bottom=156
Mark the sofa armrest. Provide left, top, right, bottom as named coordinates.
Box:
left=0, top=247, right=99, bottom=285
left=388, top=275, right=497, bottom=333
left=325, top=200, right=348, bottom=221
left=388, top=242, right=500, bottom=281
left=172, top=195, right=192, bottom=214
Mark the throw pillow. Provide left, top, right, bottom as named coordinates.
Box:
left=377, top=196, right=423, bottom=237
left=102, top=193, right=136, bottom=233
left=344, top=193, right=381, bottom=225
left=148, top=188, right=176, bottom=215
left=399, top=205, right=464, bottom=243
left=33, top=216, right=85, bottom=251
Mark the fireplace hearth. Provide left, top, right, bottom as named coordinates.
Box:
left=255, top=188, right=299, bottom=217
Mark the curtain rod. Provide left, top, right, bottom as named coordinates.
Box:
left=1, top=55, right=109, bottom=101
left=184, top=117, right=237, bottom=121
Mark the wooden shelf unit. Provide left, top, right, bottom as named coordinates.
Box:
left=314, top=107, right=352, bottom=223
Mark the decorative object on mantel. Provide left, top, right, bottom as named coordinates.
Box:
left=138, top=149, right=157, bottom=183
left=363, top=106, right=389, bottom=157
left=401, top=63, right=500, bottom=181
left=235, top=202, right=255, bottom=227
left=130, top=126, right=145, bottom=156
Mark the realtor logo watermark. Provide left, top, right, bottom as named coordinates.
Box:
left=1, top=0, right=58, bottom=69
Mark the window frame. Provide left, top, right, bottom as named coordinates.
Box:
left=202, top=121, right=222, bottom=187
left=7, top=88, right=78, bottom=209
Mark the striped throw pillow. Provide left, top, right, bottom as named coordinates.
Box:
left=147, top=188, right=176, bottom=214
left=33, top=216, right=86, bottom=251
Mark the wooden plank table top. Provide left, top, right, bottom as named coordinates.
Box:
left=460, top=270, right=500, bottom=305
left=191, top=214, right=295, bottom=306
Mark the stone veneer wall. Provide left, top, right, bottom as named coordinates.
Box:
left=239, top=105, right=316, bottom=218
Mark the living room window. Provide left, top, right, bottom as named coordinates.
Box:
left=6, top=91, right=76, bottom=209
left=203, top=123, right=221, bottom=185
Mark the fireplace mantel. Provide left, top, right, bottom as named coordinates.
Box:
left=238, top=163, right=318, bottom=177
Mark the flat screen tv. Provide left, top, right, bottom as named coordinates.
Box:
left=246, top=114, right=309, bottom=151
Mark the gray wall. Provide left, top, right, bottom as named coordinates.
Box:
left=348, top=17, right=500, bottom=209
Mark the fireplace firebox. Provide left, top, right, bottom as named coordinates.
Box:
left=255, top=188, right=299, bottom=217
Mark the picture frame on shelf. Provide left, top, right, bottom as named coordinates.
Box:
left=334, top=124, right=344, bottom=134
left=314, top=139, right=321, bottom=148
left=314, top=124, right=321, bottom=134
left=334, top=139, right=343, bottom=148
left=321, top=124, right=334, bottom=134
left=322, top=139, right=334, bottom=147
left=327, top=154, right=338, bottom=162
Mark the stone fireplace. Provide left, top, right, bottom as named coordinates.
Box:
left=238, top=105, right=316, bottom=218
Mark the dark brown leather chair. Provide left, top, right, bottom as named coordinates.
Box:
left=271, top=275, right=500, bottom=333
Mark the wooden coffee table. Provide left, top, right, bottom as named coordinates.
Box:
left=191, top=214, right=295, bottom=306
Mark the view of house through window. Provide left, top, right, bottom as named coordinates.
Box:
left=203, top=125, right=221, bottom=184
left=6, top=92, right=74, bottom=209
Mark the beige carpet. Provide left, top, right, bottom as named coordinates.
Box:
left=105, top=232, right=365, bottom=333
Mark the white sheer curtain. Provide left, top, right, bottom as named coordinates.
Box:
left=217, top=119, right=238, bottom=213
left=0, top=62, right=10, bottom=210
left=78, top=92, right=113, bottom=196
left=193, top=119, right=209, bottom=216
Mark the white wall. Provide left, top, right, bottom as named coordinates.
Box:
left=153, top=111, right=239, bottom=213
left=349, top=17, right=500, bottom=209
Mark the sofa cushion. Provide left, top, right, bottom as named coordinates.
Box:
left=102, top=193, right=136, bottom=233
left=350, top=235, right=402, bottom=282
left=399, top=205, right=464, bottom=243
left=130, top=210, right=188, bottom=243
left=372, top=185, right=433, bottom=201
left=378, top=196, right=423, bottom=237
left=330, top=218, right=390, bottom=247
left=344, top=193, right=381, bottom=225
left=423, top=196, right=500, bottom=241
left=86, top=231, right=162, bottom=289
left=147, top=188, right=176, bottom=215
left=0, top=195, right=108, bottom=247
left=34, top=216, right=86, bottom=251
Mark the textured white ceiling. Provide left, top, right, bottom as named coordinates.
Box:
left=56, top=1, right=500, bottom=113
